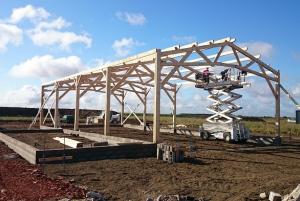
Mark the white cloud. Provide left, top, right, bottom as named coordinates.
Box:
left=4, top=5, right=92, bottom=51
left=239, top=41, right=274, bottom=58
left=33, top=17, right=70, bottom=31
left=9, top=4, right=50, bottom=24
left=116, top=12, right=146, bottom=26
left=28, top=29, right=92, bottom=50
left=172, top=35, right=196, bottom=44
left=112, top=37, right=144, bottom=57
left=0, top=85, right=40, bottom=107
left=27, top=17, right=92, bottom=50
left=0, top=23, right=23, bottom=52
left=10, top=55, right=86, bottom=80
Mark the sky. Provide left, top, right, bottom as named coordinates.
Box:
left=0, top=0, right=300, bottom=117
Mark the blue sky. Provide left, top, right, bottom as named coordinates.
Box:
left=0, top=0, right=299, bottom=116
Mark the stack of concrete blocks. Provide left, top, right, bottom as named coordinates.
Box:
left=157, top=143, right=184, bottom=163
left=185, top=144, right=197, bottom=160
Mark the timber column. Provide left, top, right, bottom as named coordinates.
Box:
left=104, top=68, right=111, bottom=135
left=153, top=49, right=161, bottom=143
left=121, top=91, right=125, bottom=125
left=54, top=83, right=60, bottom=128
left=39, top=86, right=45, bottom=127
left=74, top=76, right=81, bottom=130
left=275, top=70, right=281, bottom=144
left=172, top=85, right=177, bottom=134
left=143, top=88, right=148, bottom=132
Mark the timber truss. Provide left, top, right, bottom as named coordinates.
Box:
left=31, top=37, right=281, bottom=143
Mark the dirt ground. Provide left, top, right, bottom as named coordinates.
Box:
left=1, top=121, right=300, bottom=201
left=0, top=140, right=86, bottom=201
left=43, top=132, right=300, bottom=201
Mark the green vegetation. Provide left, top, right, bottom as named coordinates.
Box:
left=0, top=116, right=34, bottom=121
left=1, top=114, right=299, bottom=137
left=128, top=114, right=300, bottom=137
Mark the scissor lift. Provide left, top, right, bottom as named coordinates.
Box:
left=195, top=71, right=250, bottom=142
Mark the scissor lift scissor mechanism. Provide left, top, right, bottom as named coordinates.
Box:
left=195, top=70, right=250, bottom=141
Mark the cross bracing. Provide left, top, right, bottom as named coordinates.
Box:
left=31, top=37, right=281, bottom=143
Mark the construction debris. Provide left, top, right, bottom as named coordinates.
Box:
left=147, top=194, right=208, bottom=201
left=269, top=191, right=282, bottom=201
left=53, top=137, right=83, bottom=148
left=86, top=191, right=106, bottom=201
left=282, top=184, right=300, bottom=201
left=157, top=143, right=184, bottom=163
left=260, top=192, right=267, bottom=199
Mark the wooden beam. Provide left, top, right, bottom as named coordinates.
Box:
left=74, top=76, right=81, bottom=131
left=143, top=88, right=148, bottom=131
left=39, top=86, right=45, bottom=127
left=153, top=49, right=161, bottom=143
left=54, top=84, right=60, bottom=128
left=104, top=68, right=111, bottom=136
left=172, top=86, right=177, bottom=134
left=214, top=62, right=278, bottom=82
left=229, top=43, right=279, bottom=75
left=121, top=91, right=125, bottom=125
left=275, top=70, right=281, bottom=139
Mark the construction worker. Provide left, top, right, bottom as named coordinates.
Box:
left=221, top=69, right=229, bottom=81
left=241, top=70, right=247, bottom=81
left=203, top=67, right=210, bottom=83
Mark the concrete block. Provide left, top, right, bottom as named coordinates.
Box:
left=269, top=191, right=282, bottom=201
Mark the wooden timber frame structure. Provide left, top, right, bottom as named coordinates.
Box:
left=33, top=37, right=281, bottom=143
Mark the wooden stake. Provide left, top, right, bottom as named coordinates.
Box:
left=153, top=49, right=161, bottom=143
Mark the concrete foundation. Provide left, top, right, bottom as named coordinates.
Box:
left=0, top=132, right=37, bottom=164
left=0, top=128, right=156, bottom=164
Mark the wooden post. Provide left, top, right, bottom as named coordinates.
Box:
left=54, top=84, right=60, bottom=128
left=275, top=70, right=281, bottom=139
left=172, top=86, right=177, bottom=134
left=39, top=86, right=44, bottom=127
left=153, top=49, right=161, bottom=143
left=121, top=91, right=125, bottom=125
left=104, top=68, right=111, bottom=135
left=143, top=88, right=147, bottom=132
left=74, top=77, right=80, bottom=131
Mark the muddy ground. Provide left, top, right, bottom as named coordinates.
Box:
left=0, top=120, right=300, bottom=201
